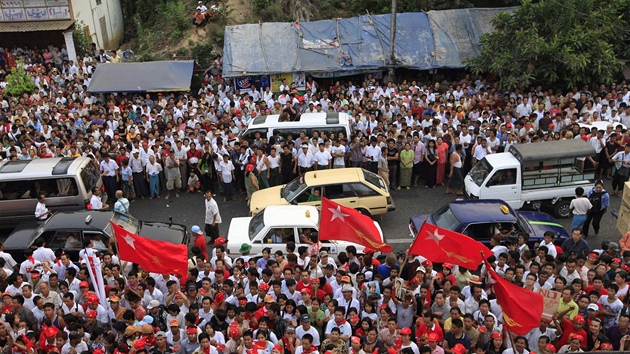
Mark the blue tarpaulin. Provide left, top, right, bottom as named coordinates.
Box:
left=222, top=8, right=514, bottom=77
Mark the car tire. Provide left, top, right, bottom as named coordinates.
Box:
left=356, top=208, right=371, bottom=217
left=553, top=199, right=571, bottom=218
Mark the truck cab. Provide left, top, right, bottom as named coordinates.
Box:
left=465, top=140, right=596, bottom=218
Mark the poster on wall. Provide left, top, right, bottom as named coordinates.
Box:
left=23, top=0, right=46, bottom=6
left=234, top=75, right=270, bottom=92
left=270, top=73, right=293, bottom=92
left=293, top=72, right=306, bottom=90
left=1, top=0, right=24, bottom=8
left=2, top=8, right=25, bottom=21
left=25, top=6, right=46, bottom=19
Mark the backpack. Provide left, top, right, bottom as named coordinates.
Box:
left=589, top=191, right=603, bottom=211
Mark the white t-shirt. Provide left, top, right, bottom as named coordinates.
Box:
left=35, top=202, right=49, bottom=220
left=205, top=198, right=222, bottom=224
left=219, top=160, right=235, bottom=183
left=90, top=194, right=103, bottom=210
left=569, top=197, right=592, bottom=215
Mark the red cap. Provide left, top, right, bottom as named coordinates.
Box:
left=80, top=281, right=89, bottom=288
left=300, top=288, right=311, bottom=295
left=427, top=333, right=439, bottom=342
left=588, top=252, right=598, bottom=258
left=623, top=264, right=630, bottom=272
left=451, top=343, right=467, bottom=354
left=410, top=276, right=420, bottom=284
left=235, top=110, right=242, bottom=115
left=349, top=315, right=360, bottom=325
left=422, top=260, right=432, bottom=267
left=490, top=332, right=502, bottom=339
left=477, top=325, right=487, bottom=334
left=228, top=327, right=240, bottom=339
left=133, top=340, right=146, bottom=350
left=573, top=315, right=585, bottom=324
left=186, top=327, right=198, bottom=334
left=443, top=262, right=454, bottom=269
left=613, top=258, right=622, bottom=264
left=351, top=336, right=361, bottom=344
left=569, top=333, right=583, bottom=342
left=215, top=237, right=227, bottom=245
left=599, top=343, right=612, bottom=350
left=363, top=247, right=375, bottom=255
left=545, top=344, right=557, bottom=353
left=399, top=327, right=412, bottom=335
left=214, top=292, right=225, bottom=305
left=216, top=344, right=227, bottom=351
left=258, top=283, right=270, bottom=292
left=86, top=310, right=97, bottom=319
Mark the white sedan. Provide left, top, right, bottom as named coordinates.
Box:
left=226, top=205, right=384, bottom=257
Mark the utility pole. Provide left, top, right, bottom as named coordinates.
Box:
left=387, top=0, right=397, bottom=81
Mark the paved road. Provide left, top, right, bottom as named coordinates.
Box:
left=123, top=178, right=623, bottom=253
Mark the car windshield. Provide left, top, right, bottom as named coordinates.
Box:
left=363, top=169, right=387, bottom=191
left=281, top=176, right=307, bottom=201
left=433, top=205, right=461, bottom=230
left=249, top=210, right=265, bottom=241
left=111, top=212, right=140, bottom=235
left=469, top=158, right=493, bottom=187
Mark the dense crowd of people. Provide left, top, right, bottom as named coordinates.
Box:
left=3, top=38, right=630, bottom=354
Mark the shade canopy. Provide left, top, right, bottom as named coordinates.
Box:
left=87, top=61, right=195, bottom=93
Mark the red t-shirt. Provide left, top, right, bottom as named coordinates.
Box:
left=583, top=286, right=607, bottom=297
left=556, top=319, right=587, bottom=349
left=415, top=320, right=444, bottom=342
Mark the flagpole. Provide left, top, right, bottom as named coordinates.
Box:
left=506, top=330, right=515, bottom=352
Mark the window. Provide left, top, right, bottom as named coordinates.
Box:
left=249, top=210, right=266, bottom=241
left=350, top=183, right=378, bottom=197
left=81, top=160, right=101, bottom=192
left=84, top=231, right=109, bottom=250
left=0, top=180, right=35, bottom=200
left=487, top=169, right=517, bottom=187
left=462, top=223, right=495, bottom=241
left=35, top=178, right=79, bottom=197
left=263, top=228, right=296, bottom=244
left=48, top=231, right=82, bottom=250
left=324, top=184, right=356, bottom=199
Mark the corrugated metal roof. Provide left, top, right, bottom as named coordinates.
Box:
left=0, top=20, right=74, bottom=33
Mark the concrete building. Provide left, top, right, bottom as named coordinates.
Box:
left=0, top=0, right=123, bottom=62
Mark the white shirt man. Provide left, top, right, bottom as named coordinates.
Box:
left=314, top=148, right=332, bottom=169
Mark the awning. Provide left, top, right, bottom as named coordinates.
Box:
left=87, top=61, right=195, bottom=93
left=0, top=20, right=74, bottom=33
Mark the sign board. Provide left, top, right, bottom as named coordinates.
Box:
left=538, top=288, right=561, bottom=321
left=270, top=73, right=293, bottom=93
left=617, top=201, right=630, bottom=236
left=234, top=75, right=270, bottom=92
left=0, top=0, right=69, bottom=21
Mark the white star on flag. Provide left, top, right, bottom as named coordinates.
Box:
left=122, top=234, right=137, bottom=250
left=426, top=228, right=445, bottom=244
left=329, top=206, right=349, bottom=222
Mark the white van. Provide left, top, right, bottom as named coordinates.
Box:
left=464, top=140, right=596, bottom=218
left=0, top=157, right=103, bottom=226
left=241, top=112, right=352, bottom=142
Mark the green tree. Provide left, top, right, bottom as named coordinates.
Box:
left=466, top=0, right=630, bottom=90
left=4, top=59, right=36, bottom=97
left=73, top=21, right=92, bottom=58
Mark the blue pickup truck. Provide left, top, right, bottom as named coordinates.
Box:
left=409, top=199, right=569, bottom=248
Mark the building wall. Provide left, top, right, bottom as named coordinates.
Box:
left=71, top=0, right=123, bottom=50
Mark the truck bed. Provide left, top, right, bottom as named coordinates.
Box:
left=522, top=166, right=595, bottom=190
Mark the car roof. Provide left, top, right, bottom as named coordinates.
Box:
left=304, top=167, right=363, bottom=186
left=263, top=206, right=319, bottom=227
left=44, top=210, right=113, bottom=232
left=0, top=157, right=90, bottom=176
left=449, top=200, right=517, bottom=223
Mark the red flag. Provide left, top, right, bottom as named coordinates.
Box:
left=484, top=257, right=544, bottom=335
left=111, top=221, right=188, bottom=276
left=319, top=198, right=391, bottom=253
left=409, top=222, right=491, bottom=270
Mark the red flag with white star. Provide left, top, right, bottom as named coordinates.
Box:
left=319, top=198, right=391, bottom=253
left=110, top=221, right=189, bottom=276
left=483, top=257, right=543, bottom=334
left=409, top=222, right=492, bottom=270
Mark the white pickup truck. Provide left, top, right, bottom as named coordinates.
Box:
left=464, top=139, right=597, bottom=218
